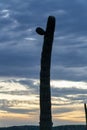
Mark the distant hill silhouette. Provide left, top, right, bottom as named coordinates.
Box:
left=0, top=125, right=86, bottom=130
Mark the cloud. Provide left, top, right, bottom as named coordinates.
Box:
left=0, top=77, right=86, bottom=108
left=0, top=0, right=87, bottom=82
left=0, top=9, right=10, bottom=18
left=0, top=77, right=86, bottom=126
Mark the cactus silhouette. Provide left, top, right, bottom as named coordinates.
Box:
left=84, top=103, right=87, bottom=129
left=36, top=16, right=55, bottom=130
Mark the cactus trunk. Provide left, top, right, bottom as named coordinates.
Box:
left=36, top=16, right=55, bottom=130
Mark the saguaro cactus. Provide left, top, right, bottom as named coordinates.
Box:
left=84, top=103, right=87, bottom=128
left=36, top=16, right=55, bottom=130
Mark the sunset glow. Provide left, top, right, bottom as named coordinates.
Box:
left=0, top=77, right=86, bottom=126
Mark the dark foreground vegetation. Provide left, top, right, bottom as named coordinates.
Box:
left=0, top=125, right=86, bottom=130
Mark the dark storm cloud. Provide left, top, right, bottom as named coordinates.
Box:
left=0, top=0, right=87, bottom=81
left=0, top=0, right=42, bottom=78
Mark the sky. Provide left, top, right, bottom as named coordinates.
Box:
left=0, top=0, right=87, bottom=127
